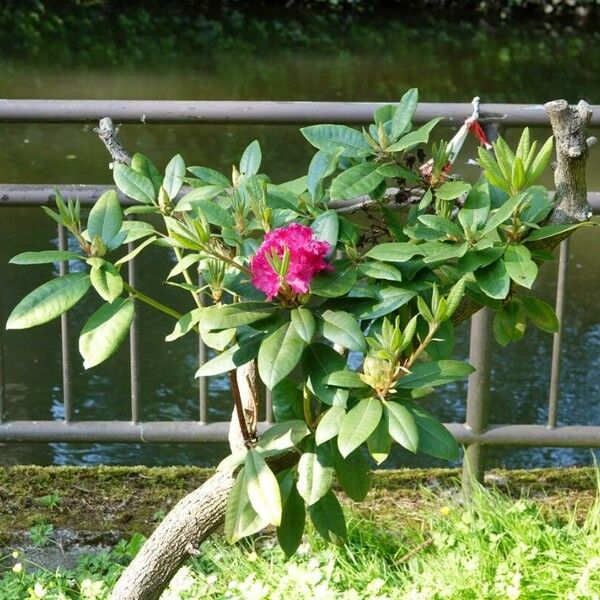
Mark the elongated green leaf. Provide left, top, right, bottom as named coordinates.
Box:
left=114, top=235, right=158, bottom=266
left=524, top=222, right=596, bottom=242
left=358, top=261, right=403, bottom=282
left=525, top=136, right=553, bottom=186
left=311, top=209, right=339, bottom=255
left=332, top=444, right=371, bottom=501
left=315, top=406, right=346, bottom=446
left=258, top=321, right=306, bottom=389
left=390, top=88, right=418, bottom=140
left=458, top=183, right=491, bottom=232
left=521, top=296, right=559, bottom=333
left=90, top=262, right=123, bottom=303
left=201, top=302, right=277, bottom=331
left=309, top=490, right=346, bottom=544
left=200, top=326, right=236, bottom=351
left=271, top=380, right=304, bottom=422
left=188, top=165, right=230, bottom=187
left=493, top=299, right=526, bottom=346
left=475, top=259, right=511, bottom=299
left=291, top=307, right=316, bottom=344
left=302, top=343, right=349, bottom=407
left=385, top=400, right=418, bottom=452
left=482, top=193, right=524, bottom=235
left=163, top=154, right=186, bottom=200
left=174, top=185, right=225, bottom=212
left=195, top=333, right=263, bottom=377
left=330, top=162, right=384, bottom=201
left=404, top=400, right=459, bottom=460
left=240, top=140, right=262, bottom=176
left=277, top=483, right=306, bottom=557
left=319, top=310, right=366, bottom=352
left=338, top=397, right=382, bottom=457
left=376, top=163, right=420, bottom=181
left=367, top=413, right=391, bottom=465
left=307, top=149, right=342, bottom=200
left=435, top=181, right=471, bottom=201
left=165, top=309, right=202, bottom=342
left=301, top=124, right=371, bottom=158
left=311, top=261, right=357, bottom=298
left=225, top=468, right=269, bottom=544
left=504, top=244, right=538, bottom=289
left=325, top=370, right=368, bottom=389
left=297, top=446, right=334, bottom=506
left=257, top=420, right=311, bottom=451
left=362, top=286, right=417, bottom=320
left=386, top=117, right=443, bottom=152
left=87, top=190, right=123, bottom=243
left=398, top=359, right=474, bottom=389
left=10, top=250, right=82, bottom=265
left=113, top=163, right=156, bottom=204
left=245, top=449, right=281, bottom=526
left=365, top=242, right=421, bottom=262
left=79, top=297, right=134, bottom=369
left=7, top=273, right=90, bottom=330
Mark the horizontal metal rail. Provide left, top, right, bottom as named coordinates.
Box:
left=1, top=421, right=600, bottom=447
left=1, top=99, right=599, bottom=126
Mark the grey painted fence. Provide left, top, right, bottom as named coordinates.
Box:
left=0, top=100, right=599, bottom=486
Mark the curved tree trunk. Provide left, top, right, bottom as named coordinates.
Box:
left=105, top=99, right=593, bottom=600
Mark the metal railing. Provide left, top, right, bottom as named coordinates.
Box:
left=1, top=100, right=599, bottom=485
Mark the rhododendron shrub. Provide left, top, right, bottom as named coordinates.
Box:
left=7, top=88, right=584, bottom=555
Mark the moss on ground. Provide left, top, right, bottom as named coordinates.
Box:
left=0, top=466, right=597, bottom=545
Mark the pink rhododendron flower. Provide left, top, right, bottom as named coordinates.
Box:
left=250, top=223, right=333, bottom=300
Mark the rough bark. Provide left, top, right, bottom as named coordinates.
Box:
left=94, top=117, right=132, bottom=166
left=104, top=100, right=594, bottom=599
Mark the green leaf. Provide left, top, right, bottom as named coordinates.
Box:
left=456, top=247, right=506, bottom=273
left=386, top=117, right=443, bottom=152
left=277, top=483, right=306, bottom=557
left=417, top=215, right=464, bottom=238
left=363, top=286, right=417, bottom=320
left=311, top=210, right=339, bottom=253
left=493, top=299, right=527, bottom=346
left=6, top=273, right=90, bottom=330
left=385, top=400, right=418, bottom=452
left=358, top=261, right=403, bottom=282
left=114, top=235, right=158, bottom=266
left=309, top=490, right=346, bottom=544
left=365, top=242, right=421, bottom=262
left=337, top=397, right=382, bottom=457
left=319, top=310, right=366, bottom=352
left=521, top=296, right=559, bottom=333
left=131, top=153, right=163, bottom=194
left=113, top=163, right=156, bottom=204
left=187, top=166, right=230, bottom=187
left=404, top=400, right=459, bottom=460
left=174, top=186, right=225, bottom=212
left=458, top=183, right=491, bottom=232
left=475, top=259, right=511, bottom=299
left=311, top=261, right=357, bottom=298
left=88, top=190, right=123, bottom=243
left=195, top=333, right=263, bottom=377
left=398, top=360, right=474, bottom=389
left=291, top=307, right=316, bottom=344
left=525, top=136, right=554, bottom=186
left=303, top=343, right=349, bottom=407
left=367, top=413, right=391, bottom=465
left=435, top=181, right=471, bottom=201
left=225, top=468, right=268, bottom=544
left=504, top=244, right=538, bottom=289
left=307, top=149, right=342, bottom=200
left=257, top=420, right=311, bottom=451
left=202, top=302, right=277, bottom=331
left=245, top=449, right=282, bottom=526
left=332, top=444, right=371, bottom=501
left=271, top=380, right=304, bottom=422
left=330, top=162, right=385, bottom=201
left=239, top=140, right=262, bottom=176
left=163, top=154, right=186, bottom=200
left=165, top=309, right=202, bottom=342
left=482, top=193, right=524, bottom=235
left=258, top=321, right=306, bottom=389
left=297, top=446, right=334, bottom=506
left=78, top=297, right=134, bottom=369
left=524, top=222, right=596, bottom=242
left=10, top=250, right=82, bottom=265
left=90, top=261, right=123, bottom=303
left=315, top=406, right=346, bottom=446
left=325, top=370, right=368, bottom=389
left=200, top=327, right=236, bottom=351
left=390, top=88, right=418, bottom=140
left=301, top=124, right=371, bottom=158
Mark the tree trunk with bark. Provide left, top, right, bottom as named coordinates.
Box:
left=106, top=99, right=594, bottom=600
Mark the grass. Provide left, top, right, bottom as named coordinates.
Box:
left=1, top=468, right=600, bottom=598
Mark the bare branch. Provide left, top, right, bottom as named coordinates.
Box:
left=94, top=117, right=132, bottom=166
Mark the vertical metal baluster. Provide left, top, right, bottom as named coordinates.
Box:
left=0, top=298, right=5, bottom=423
left=462, top=308, right=493, bottom=494
left=58, top=224, right=73, bottom=422
left=198, top=274, right=208, bottom=424
left=128, top=218, right=141, bottom=423
left=547, top=239, right=569, bottom=428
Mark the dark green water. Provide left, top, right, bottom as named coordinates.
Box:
left=1, top=17, right=599, bottom=468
